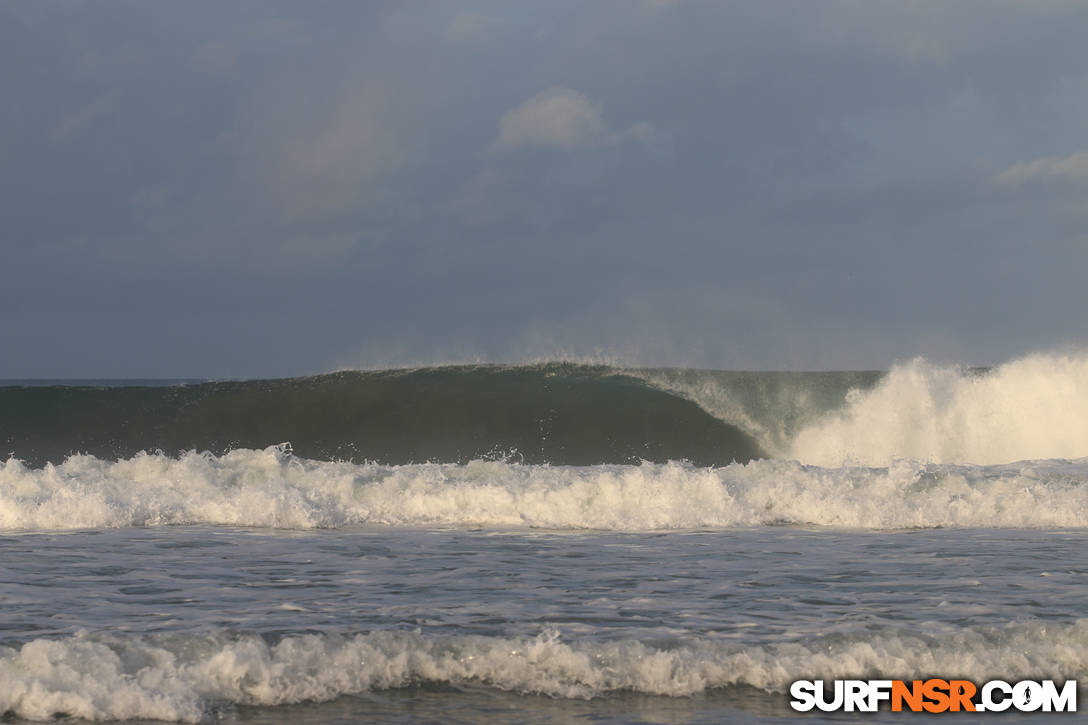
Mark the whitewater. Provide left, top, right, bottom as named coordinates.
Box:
left=4, top=452, right=1088, bottom=531
left=2, top=351, right=1087, bottom=723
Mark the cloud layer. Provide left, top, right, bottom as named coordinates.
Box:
left=2, top=1, right=1088, bottom=376
left=494, top=87, right=651, bottom=151
left=996, top=151, right=1088, bottom=186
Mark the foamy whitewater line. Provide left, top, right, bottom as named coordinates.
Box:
left=3, top=447, right=1088, bottom=530
left=789, top=353, right=1088, bottom=466
left=3, top=622, right=1086, bottom=722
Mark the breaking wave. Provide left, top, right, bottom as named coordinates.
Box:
left=3, top=446, right=1087, bottom=531
left=3, top=622, right=1086, bottom=722
left=4, top=352, right=1086, bottom=470
left=787, top=353, right=1088, bottom=466
left=0, top=364, right=761, bottom=468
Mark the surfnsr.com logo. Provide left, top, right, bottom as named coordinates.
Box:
left=790, top=679, right=1077, bottom=713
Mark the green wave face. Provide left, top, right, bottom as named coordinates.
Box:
left=0, top=364, right=767, bottom=467
left=632, top=368, right=884, bottom=457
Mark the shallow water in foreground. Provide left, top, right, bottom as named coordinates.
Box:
left=3, top=525, right=1086, bottom=723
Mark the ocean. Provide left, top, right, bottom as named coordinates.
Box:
left=2, top=353, right=1087, bottom=723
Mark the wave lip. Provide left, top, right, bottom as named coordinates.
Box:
left=3, top=447, right=1088, bottom=531
left=0, top=364, right=762, bottom=468
left=3, top=622, right=1086, bottom=722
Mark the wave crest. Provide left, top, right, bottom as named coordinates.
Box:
left=3, top=623, right=1086, bottom=722
left=3, top=447, right=1087, bottom=530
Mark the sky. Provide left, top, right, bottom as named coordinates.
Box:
left=3, top=0, right=1088, bottom=378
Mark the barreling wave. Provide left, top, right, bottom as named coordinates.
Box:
left=3, top=446, right=1087, bottom=530
left=641, top=352, right=1088, bottom=465
left=3, top=622, right=1086, bottom=722
left=2, top=351, right=1087, bottom=469
left=0, top=364, right=762, bottom=469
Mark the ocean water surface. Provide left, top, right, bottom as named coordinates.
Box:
left=2, top=353, right=1087, bottom=723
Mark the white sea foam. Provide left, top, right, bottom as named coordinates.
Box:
left=2, top=622, right=1085, bottom=721
left=642, top=352, right=1088, bottom=466
left=3, top=446, right=1088, bottom=530
left=791, top=353, right=1088, bottom=466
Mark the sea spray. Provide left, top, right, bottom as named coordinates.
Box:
left=789, top=354, right=1088, bottom=465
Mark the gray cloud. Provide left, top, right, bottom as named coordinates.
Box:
left=996, top=151, right=1088, bottom=186
left=495, top=87, right=607, bottom=151
left=493, top=87, right=652, bottom=151
left=445, top=12, right=505, bottom=45
left=3, top=1, right=1088, bottom=376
